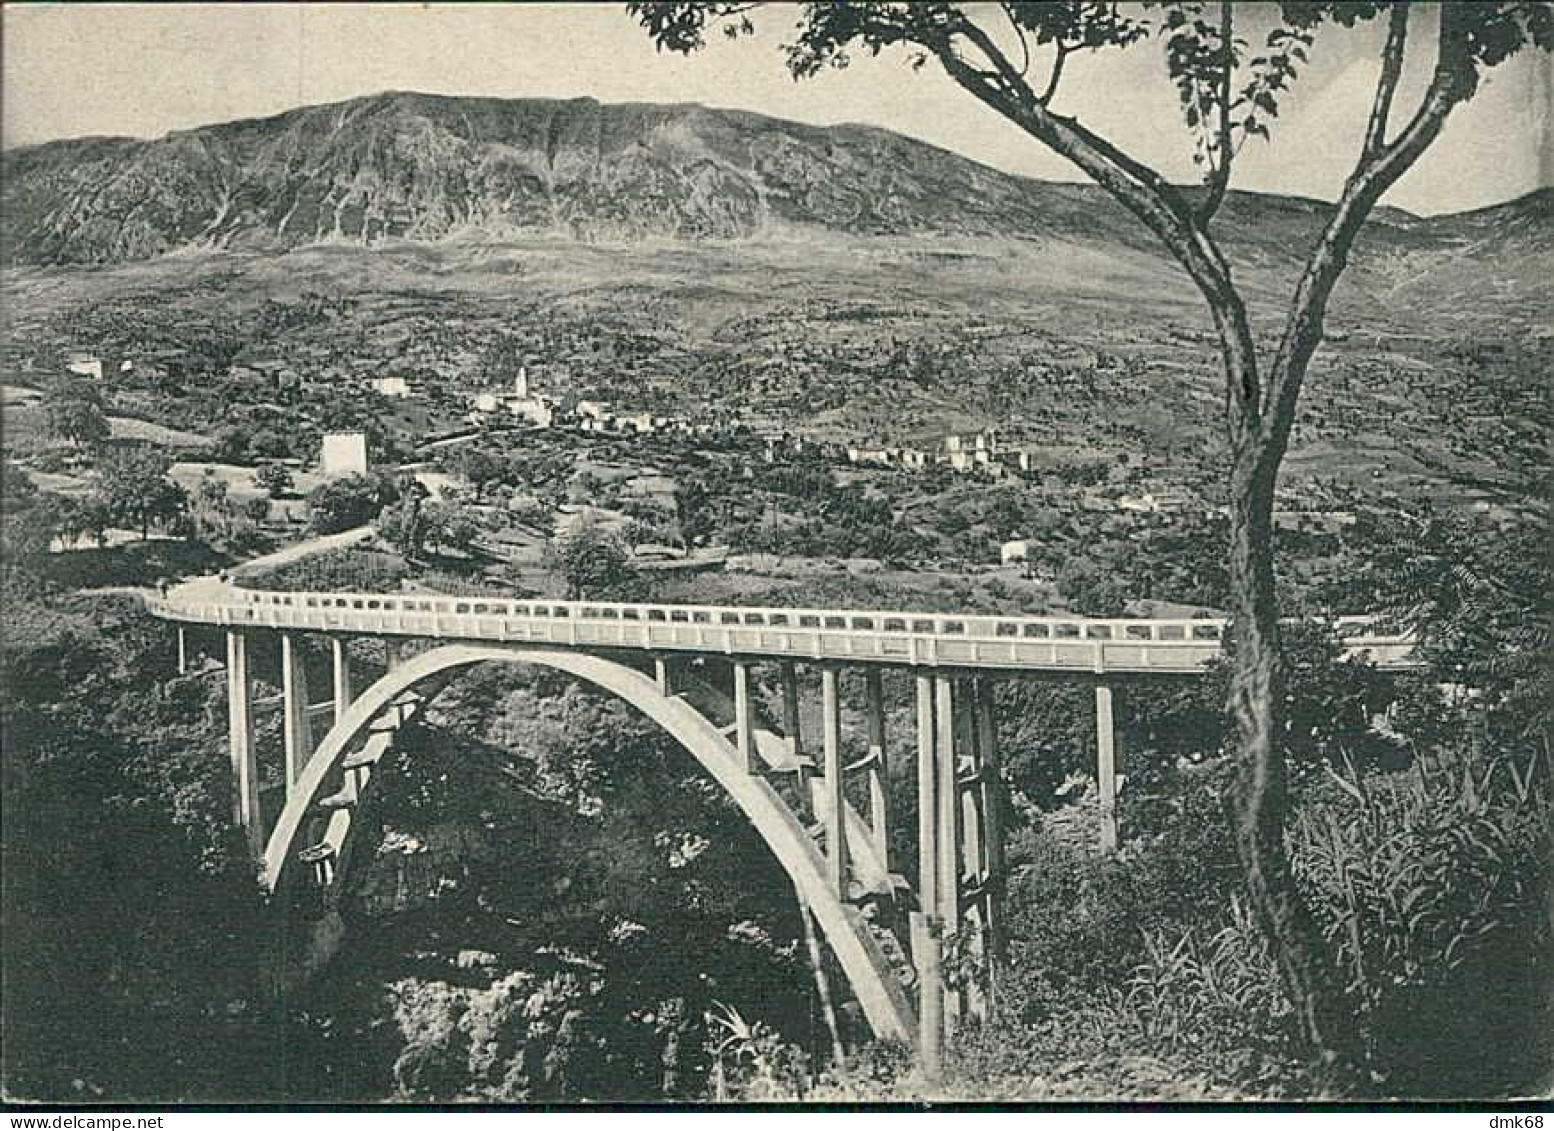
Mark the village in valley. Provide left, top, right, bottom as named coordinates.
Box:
left=7, top=256, right=1501, bottom=625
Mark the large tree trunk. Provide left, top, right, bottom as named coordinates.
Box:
left=1226, top=429, right=1361, bottom=1080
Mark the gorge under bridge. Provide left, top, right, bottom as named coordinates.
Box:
left=148, top=580, right=1415, bottom=1071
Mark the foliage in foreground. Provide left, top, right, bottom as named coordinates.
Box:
left=1, top=579, right=272, bottom=1101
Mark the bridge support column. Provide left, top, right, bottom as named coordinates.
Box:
left=820, top=666, right=847, bottom=898
left=976, top=679, right=1004, bottom=967
left=176, top=626, right=188, bottom=675
left=933, top=674, right=962, bottom=1034
left=281, top=634, right=313, bottom=789
left=957, top=680, right=993, bottom=1025
left=226, top=630, right=262, bottom=858
left=1096, top=682, right=1119, bottom=854
left=864, top=669, right=888, bottom=866
left=732, top=661, right=755, bottom=774
left=385, top=639, right=406, bottom=673
left=914, top=673, right=944, bottom=1070
left=910, top=910, right=943, bottom=1083
left=781, top=662, right=802, bottom=761
left=654, top=654, right=674, bottom=696
left=331, top=638, right=354, bottom=727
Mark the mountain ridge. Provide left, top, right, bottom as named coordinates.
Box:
left=3, top=91, right=1548, bottom=267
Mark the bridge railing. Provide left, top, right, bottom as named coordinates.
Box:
left=148, top=588, right=1415, bottom=673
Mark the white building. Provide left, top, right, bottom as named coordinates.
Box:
left=616, top=411, right=656, bottom=435
left=847, top=446, right=894, bottom=467
left=320, top=432, right=370, bottom=479
left=1000, top=538, right=1031, bottom=565
left=64, top=352, right=103, bottom=380
left=512, top=399, right=554, bottom=427
left=471, top=367, right=556, bottom=427
left=946, top=430, right=997, bottom=456
left=370, top=375, right=414, bottom=398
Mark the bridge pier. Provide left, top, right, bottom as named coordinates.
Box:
left=820, top=666, right=847, bottom=898
left=1095, top=682, right=1120, bottom=854
left=281, top=634, right=314, bottom=789
left=331, top=637, right=354, bottom=726
left=959, top=679, right=994, bottom=1021
left=906, top=670, right=1002, bottom=1055
left=976, top=679, right=1004, bottom=969
left=864, top=669, right=887, bottom=866
left=910, top=909, right=943, bottom=1081
left=913, top=673, right=944, bottom=1075
left=781, top=662, right=803, bottom=761
left=933, top=675, right=961, bottom=1034
left=731, top=660, right=755, bottom=773
left=176, top=626, right=189, bottom=675
left=226, top=630, right=262, bottom=858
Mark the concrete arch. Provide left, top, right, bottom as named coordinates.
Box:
left=263, top=642, right=916, bottom=1045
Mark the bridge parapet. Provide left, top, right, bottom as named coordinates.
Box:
left=147, top=587, right=1417, bottom=673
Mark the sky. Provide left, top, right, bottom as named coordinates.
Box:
left=3, top=2, right=1549, bottom=215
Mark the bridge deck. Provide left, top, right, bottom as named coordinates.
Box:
left=149, top=584, right=1417, bottom=675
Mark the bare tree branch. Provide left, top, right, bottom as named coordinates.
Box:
left=1261, top=4, right=1473, bottom=451
left=942, top=10, right=1262, bottom=431
left=1363, top=3, right=1411, bottom=158
left=1037, top=40, right=1074, bottom=105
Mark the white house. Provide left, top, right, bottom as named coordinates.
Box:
left=64, top=352, right=103, bottom=380
left=847, top=446, right=894, bottom=467
left=1000, top=538, right=1031, bottom=565
left=370, top=375, right=414, bottom=398
left=320, top=432, right=370, bottom=478
left=510, top=398, right=554, bottom=427
left=616, top=411, right=656, bottom=435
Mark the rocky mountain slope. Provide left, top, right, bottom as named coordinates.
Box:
left=6, top=90, right=1547, bottom=269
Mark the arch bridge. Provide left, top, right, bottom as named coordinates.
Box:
left=149, top=580, right=1414, bottom=1071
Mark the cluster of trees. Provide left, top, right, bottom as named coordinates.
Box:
left=186, top=473, right=271, bottom=554
left=252, top=462, right=294, bottom=498
left=306, top=473, right=401, bottom=535
left=377, top=491, right=484, bottom=561
left=43, top=377, right=110, bottom=446
left=440, top=445, right=576, bottom=507
left=676, top=459, right=934, bottom=562
left=545, top=516, right=640, bottom=601
left=55, top=447, right=189, bottom=548
left=1, top=460, right=57, bottom=561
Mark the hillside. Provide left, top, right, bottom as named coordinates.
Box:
left=2, top=94, right=1548, bottom=518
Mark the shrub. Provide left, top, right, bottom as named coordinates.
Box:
left=307, top=473, right=395, bottom=534
left=1292, top=744, right=1551, bottom=1096
left=236, top=547, right=407, bottom=594
left=1122, top=895, right=1296, bottom=1063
